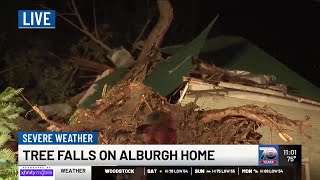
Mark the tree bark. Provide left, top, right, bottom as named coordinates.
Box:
left=122, top=0, right=173, bottom=82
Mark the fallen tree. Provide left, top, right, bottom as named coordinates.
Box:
left=33, top=81, right=311, bottom=145
left=19, top=0, right=311, bottom=147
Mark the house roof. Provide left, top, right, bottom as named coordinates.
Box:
left=161, top=36, right=320, bottom=102
left=180, top=77, right=320, bottom=108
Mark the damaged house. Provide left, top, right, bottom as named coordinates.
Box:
left=70, top=32, right=317, bottom=180
left=162, top=36, right=319, bottom=180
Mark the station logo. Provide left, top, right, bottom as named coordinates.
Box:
left=258, top=145, right=279, bottom=166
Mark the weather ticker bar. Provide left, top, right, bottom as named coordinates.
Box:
left=92, top=166, right=299, bottom=180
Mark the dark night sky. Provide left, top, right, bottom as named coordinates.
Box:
left=1, top=0, right=320, bottom=87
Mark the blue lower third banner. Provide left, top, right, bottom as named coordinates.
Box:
left=17, top=132, right=301, bottom=179
left=18, top=132, right=98, bottom=144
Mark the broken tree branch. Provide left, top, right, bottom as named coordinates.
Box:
left=92, top=0, right=100, bottom=40
left=69, top=57, right=112, bottom=73
left=223, top=120, right=247, bottom=144
left=122, top=0, right=173, bottom=82
left=131, top=18, right=151, bottom=53
left=71, top=0, right=88, bottom=31
left=20, top=94, right=68, bottom=130
left=40, top=4, right=113, bottom=56
left=199, top=105, right=311, bottom=142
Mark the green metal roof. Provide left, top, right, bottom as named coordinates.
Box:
left=161, top=36, right=320, bottom=102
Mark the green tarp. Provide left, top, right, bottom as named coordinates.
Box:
left=144, top=16, right=219, bottom=96
left=78, top=68, right=128, bottom=109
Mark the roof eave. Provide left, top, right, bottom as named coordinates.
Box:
left=182, top=77, right=320, bottom=107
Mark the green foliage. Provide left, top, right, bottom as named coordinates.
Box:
left=68, top=108, right=82, bottom=125
left=1, top=47, right=77, bottom=104
left=70, top=24, right=113, bottom=64
left=39, top=63, right=77, bottom=103
left=1, top=52, right=30, bottom=88
left=0, top=149, right=16, bottom=165
left=0, top=88, right=23, bottom=103
left=0, top=87, right=24, bottom=180
left=0, top=163, right=18, bottom=180
left=71, top=37, right=109, bottom=64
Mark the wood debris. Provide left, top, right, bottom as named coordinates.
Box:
left=199, top=105, right=311, bottom=144
left=62, top=82, right=311, bottom=145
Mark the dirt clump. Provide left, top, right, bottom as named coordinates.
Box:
left=59, top=81, right=311, bottom=145
left=65, top=82, right=194, bottom=144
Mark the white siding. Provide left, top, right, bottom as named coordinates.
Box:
left=180, top=94, right=319, bottom=179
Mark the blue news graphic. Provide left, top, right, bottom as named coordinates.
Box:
left=18, top=10, right=55, bottom=29
left=18, top=132, right=98, bottom=144
left=258, top=144, right=279, bottom=166
left=20, top=169, right=53, bottom=176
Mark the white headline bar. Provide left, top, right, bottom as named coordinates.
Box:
left=18, top=145, right=258, bottom=166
